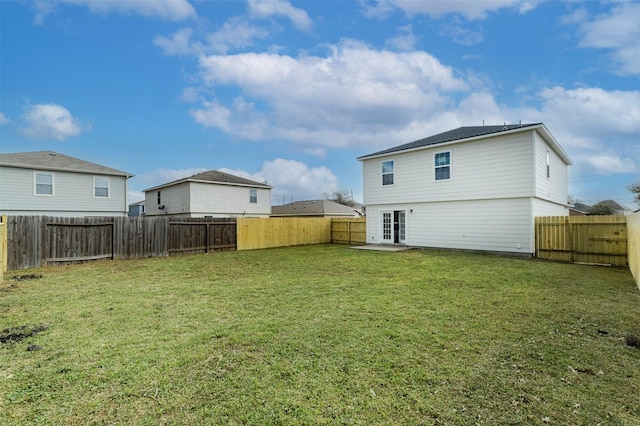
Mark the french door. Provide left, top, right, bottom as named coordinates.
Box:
left=382, top=210, right=406, bottom=244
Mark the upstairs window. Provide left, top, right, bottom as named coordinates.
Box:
left=94, top=176, right=109, bottom=198
left=34, top=172, right=54, bottom=196
left=382, top=160, right=394, bottom=186
left=546, top=149, right=550, bottom=179
left=157, top=191, right=161, bottom=205
left=434, top=151, right=451, bottom=181
left=249, top=188, right=257, bottom=203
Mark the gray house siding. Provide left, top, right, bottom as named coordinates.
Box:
left=0, top=166, right=129, bottom=217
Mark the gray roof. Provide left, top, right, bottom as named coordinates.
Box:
left=571, top=202, right=591, bottom=213
left=272, top=199, right=361, bottom=217
left=0, top=151, right=132, bottom=177
left=144, top=169, right=272, bottom=192
left=358, top=123, right=567, bottom=160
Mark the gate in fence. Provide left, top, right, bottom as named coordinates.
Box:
left=535, top=215, right=628, bottom=266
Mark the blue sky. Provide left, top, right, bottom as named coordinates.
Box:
left=1, top=0, right=639, bottom=208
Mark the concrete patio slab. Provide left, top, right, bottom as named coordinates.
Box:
left=349, top=245, right=413, bottom=252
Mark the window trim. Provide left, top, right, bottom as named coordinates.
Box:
left=546, top=149, right=550, bottom=179
left=249, top=188, right=258, bottom=203
left=381, top=159, right=395, bottom=186
left=33, top=171, right=54, bottom=196
left=93, top=176, right=110, bottom=198
left=434, top=150, right=451, bottom=181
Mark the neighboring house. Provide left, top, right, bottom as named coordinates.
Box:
left=587, top=200, right=633, bottom=216
left=143, top=170, right=272, bottom=217
left=357, top=123, right=572, bottom=255
left=0, top=151, right=132, bottom=217
left=128, top=200, right=145, bottom=217
left=569, top=202, right=590, bottom=216
left=605, top=200, right=633, bottom=216
left=271, top=199, right=363, bottom=218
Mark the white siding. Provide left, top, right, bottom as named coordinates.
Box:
left=367, top=198, right=535, bottom=253
left=532, top=198, right=569, bottom=217
left=0, top=166, right=128, bottom=216
left=189, top=182, right=271, bottom=217
left=534, top=132, right=568, bottom=205
left=144, top=182, right=271, bottom=217
left=360, top=127, right=571, bottom=255
left=363, top=132, right=535, bottom=206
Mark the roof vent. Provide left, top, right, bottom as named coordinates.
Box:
left=502, top=122, right=507, bottom=130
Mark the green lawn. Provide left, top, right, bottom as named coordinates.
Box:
left=1, top=244, right=639, bottom=425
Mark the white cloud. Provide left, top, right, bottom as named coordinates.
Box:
left=576, top=2, right=640, bottom=75
left=439, top=18, right=485, bottom=46
left=385, top=25, right=419, bottom=51
left=366, top=0, right=542, bottom=20
left=248, top=0, right=312, bottom=31
left=0, top=112, right=10, bottom=125
left=155, top=19, right=269, bottom=56
left=35, top=0, right=195, bottom=23
left=205, top=18, right=270, bottom=54
left=537, top=86, right=640, bottom=142
left=513, top=86, right=640, bottom=178
left=190, top=40, right=468, bottom=153
left=221, top=158, right=338, bottom=202
left=31, top=1, right=57, bottom=25
left=128, top=167, right=207, bottom=202
left=579, top=154, right=636, bottom=176
left=154, top=28, right=203, bottom=56
left=20, top=103, right=89, bottom=141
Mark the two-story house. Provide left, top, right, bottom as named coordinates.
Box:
left=357, top=123, right=572, bottom=255
left=0, top=151, right=132, bottom=217
left=144, top=170, right=272, bottom=217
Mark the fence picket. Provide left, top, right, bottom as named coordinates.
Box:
left=535, top=215, right=628, bottom=266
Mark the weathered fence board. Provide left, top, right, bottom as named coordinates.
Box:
left=6, top=216, right=236, bottom=270
left=331, top=218, right=366, bottom=245
left=535, top=215, right=628, bottom=266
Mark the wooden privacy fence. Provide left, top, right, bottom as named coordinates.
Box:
left=331, top=218, right=366, bottom=244
left=235, top=217, right=367, bottom=250
left=628, top=212, right=640, bottom=290
left=6, top=216, right=364, bottom=270
left=237, top=217, right=332, bottom=250
left=5, top=216, right=236, bottom=270
left=535, top=215, right=628, bottom=266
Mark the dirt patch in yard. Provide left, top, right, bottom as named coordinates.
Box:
left=10, top=274, right=44, bottom=281
left=0, top=324, right=48, bottom=344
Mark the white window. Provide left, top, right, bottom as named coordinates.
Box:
left=249, top=188, right=257, bottom=203
left=382, top=160, right=394, bottom=186
left=94, top=176, right=110, bottom=198
left=435, top=151, right=451, bottom=181
left=34, top=172, right=54, bottom=196
left=546, top=149, right=550, bottom=179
